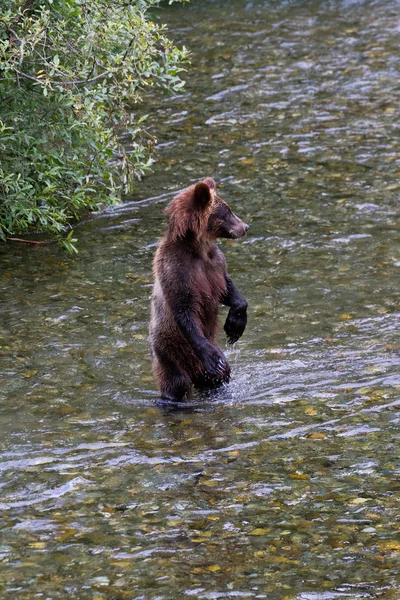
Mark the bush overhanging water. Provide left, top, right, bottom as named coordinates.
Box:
left=0, top=0, right=188, bottom=251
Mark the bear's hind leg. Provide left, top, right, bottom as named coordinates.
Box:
left=153, top=351, right=191, bottom=402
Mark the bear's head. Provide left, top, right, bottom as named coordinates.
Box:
left=166, top=177, right=248, bottom=242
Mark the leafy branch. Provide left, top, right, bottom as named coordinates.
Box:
left=0, top=0, right=190, bottom=251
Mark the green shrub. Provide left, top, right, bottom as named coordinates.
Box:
left=0, top=0, right=188, bottom=251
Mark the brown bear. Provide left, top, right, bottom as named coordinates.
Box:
left=149, top=177, right=248, bottom=401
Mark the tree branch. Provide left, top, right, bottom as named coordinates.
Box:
left=6, top=237, right=55, bottom=245
left=14, top=68, right=111, bottom=86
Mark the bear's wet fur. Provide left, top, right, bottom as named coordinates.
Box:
left=149, top=177, right=248, bottom=401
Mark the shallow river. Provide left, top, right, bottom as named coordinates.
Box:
left=1, top=0, right=400, bottom=598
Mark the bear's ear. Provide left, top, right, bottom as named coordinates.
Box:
left=203, top=177, right=216, bottom=190
left=194, top=182, right=212, bottom=208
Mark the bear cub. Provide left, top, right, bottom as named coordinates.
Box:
left=150, top=177, right=248, bottom=401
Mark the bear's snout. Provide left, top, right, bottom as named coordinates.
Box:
left=230, top=216, right=249, bottom=238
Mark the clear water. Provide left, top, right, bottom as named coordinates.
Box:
left=1, top=0, right=400, bottom=598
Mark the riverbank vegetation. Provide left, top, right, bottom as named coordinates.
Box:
left=0, top=0, right=188, bottom=251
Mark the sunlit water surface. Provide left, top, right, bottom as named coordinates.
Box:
left=1, top=0, right=400, bottom=598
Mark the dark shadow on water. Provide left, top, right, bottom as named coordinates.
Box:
left=153, top=382, right=232, bottom=414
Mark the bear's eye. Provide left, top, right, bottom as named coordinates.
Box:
left=215, top=202, right=231, bottom=218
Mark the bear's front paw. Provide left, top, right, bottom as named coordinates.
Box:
left=202, top=346, right=231, bottom=383
left=224, top=306, right=247, bottom=344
